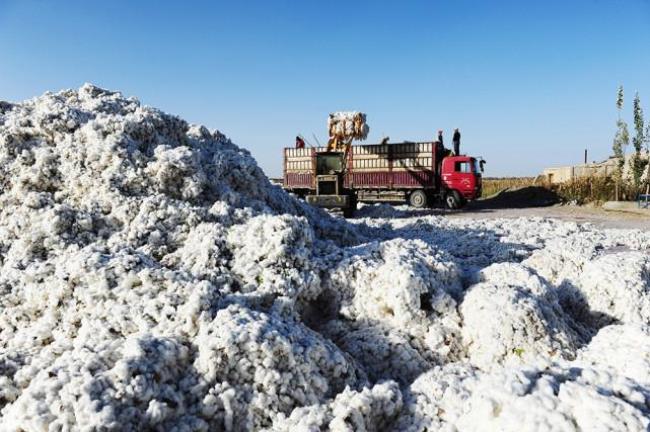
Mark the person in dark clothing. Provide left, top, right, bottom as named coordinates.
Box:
left=437, top=129, right=444, bottom=147
left=434, top=139, right=445, bottom=187
left=295, top=135, right=305, bottom=149
left=452, top=128, right=461, bottom=155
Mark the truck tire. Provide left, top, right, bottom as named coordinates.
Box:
left=409, top=190, right=428, bottom=208
left=445, top=191, right=462, bottom=209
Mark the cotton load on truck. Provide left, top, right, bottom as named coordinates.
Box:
left=283, top=114, right=483, bottom=216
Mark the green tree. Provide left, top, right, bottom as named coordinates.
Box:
left=629, top=92, right=648, bottom=189
left=612, top=86, right=629, bottom=190
left=645, top=121, right=650, bottom=192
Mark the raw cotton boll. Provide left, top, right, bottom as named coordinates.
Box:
left=0, top=338, right=125, bottom=431
left=460, top=263, right=582, bottom=369
left=0, top=200, right=101, bottom=261
left=1, top=84, right=354, bottom=429
left=323, top=238, right=464, bottom=361
left=208, top=142, right=275, bottom=210
left=269, top=381, right=402, bottom=432
left=57, top=251, right=222, bottom=337
left=574, top=252, right=650, bottom=326
left=0, top=335, right=209, bottom=432
left=576, top=324, right=650, bottom=386
left=161, top=222, right=230, bottom=283
left=464, top=364, right=650, bottom=432
left=328, top=238, right=462, bottom=327
left=146, top=145, right=207, bottom=200
left=226, top=214, right=320, bottom=300
left=30, top=95, right=92, bottom=135
left=521, top=231, right=650, bottom=329
left=364, top=215, right=535, bottom=281
left=16, top=146, right=62, bottom=193
left=76, top=83, right=138, bottom=114
left=113, top=195, right=208, bottom=260
left=193, top=304, right=362, bottom=430
left=323, top=239, right=464, bottom=368
left=397, top=362, right=650, bottom=432
left=523, top=234, right=602, bottom=287
left=97, top=335, right=207, bottom=430
left=320, top=320, right=433, bottom=386
left=0, top=246, right=222, bottom=379
left=393, top=364, right=474, bottom=432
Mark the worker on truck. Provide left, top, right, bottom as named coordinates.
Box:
left=434, top=134, right=446, bottom=185
left=453, top=128, right=461, bottom=155
left=295, top=136, right=305, bottom=149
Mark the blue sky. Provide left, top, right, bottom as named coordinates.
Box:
left=1, top=0, right=649, bottom=177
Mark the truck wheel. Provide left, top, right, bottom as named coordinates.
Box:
left=445, top=191, right=461, bottom=209
left=409, top=190, right=428, bottom=208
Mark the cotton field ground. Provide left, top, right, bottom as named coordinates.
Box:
left=1, top=86, right=650, bottom=432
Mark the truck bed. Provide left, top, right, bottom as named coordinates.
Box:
left=284, top=142, right=438, bottom=191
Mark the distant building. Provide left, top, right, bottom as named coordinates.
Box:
left=543, top=152, right=649, bottom=184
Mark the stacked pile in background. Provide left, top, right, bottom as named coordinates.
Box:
left=1, top=86, right=650, bottom=431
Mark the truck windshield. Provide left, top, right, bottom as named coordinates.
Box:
left=471, top=159, right=480, bottom=174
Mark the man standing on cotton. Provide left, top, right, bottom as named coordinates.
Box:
left=453, top=128, right=461, bottom=155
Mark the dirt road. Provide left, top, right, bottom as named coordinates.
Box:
left=449, top=205, right=650, bottom=230
left=356, top=203, right=650, bottom=230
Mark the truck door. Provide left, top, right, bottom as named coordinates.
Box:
left=442, top=157, right=477, bottom=199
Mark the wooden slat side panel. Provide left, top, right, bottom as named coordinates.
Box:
left=284, top=143, right=437, bottom=188
left=285, top=159, right=315, bottom=173
left=346, top=170, right=436, bottom=188
left=392, top=170, right=435, bottom=187
left=346, top=172, right=393, bottom=188
left=285, top=147, right=317, bottom=173
left=284, top=173, right=313, bottom=188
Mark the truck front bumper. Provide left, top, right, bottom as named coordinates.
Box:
left=306, top=194, right=350, bottom=209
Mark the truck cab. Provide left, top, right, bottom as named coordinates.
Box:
left=440, top=156, right=482, bottom=208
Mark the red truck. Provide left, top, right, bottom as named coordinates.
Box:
left=283, top=141, right=483, bottom=216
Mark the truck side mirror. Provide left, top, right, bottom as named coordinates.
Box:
left=479, top=160, right=486, bottom=173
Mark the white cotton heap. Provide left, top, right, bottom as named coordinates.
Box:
left=319, top=239, right=464, bottom=381
left=395, top=360, right=650, bottom=432
left=3, top=86, right=650, bottom=431
left=460, top=263, right=583, bottom=369
left=574, top=252, right=650, bottom=326
left=575, top=324, right=650, bottom=386
left=191, top=304, right=363, bottom=430
left=268, top=381, right=402, bottom=432
left=0, top=85, right=366, bottom=431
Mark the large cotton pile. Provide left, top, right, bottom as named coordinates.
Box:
left=2, top=86, right=650, bottom=431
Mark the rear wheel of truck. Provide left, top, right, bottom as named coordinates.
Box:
left=409, top=190, right=428, bottom=208
left=445, top=191, right=462, bottom=209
